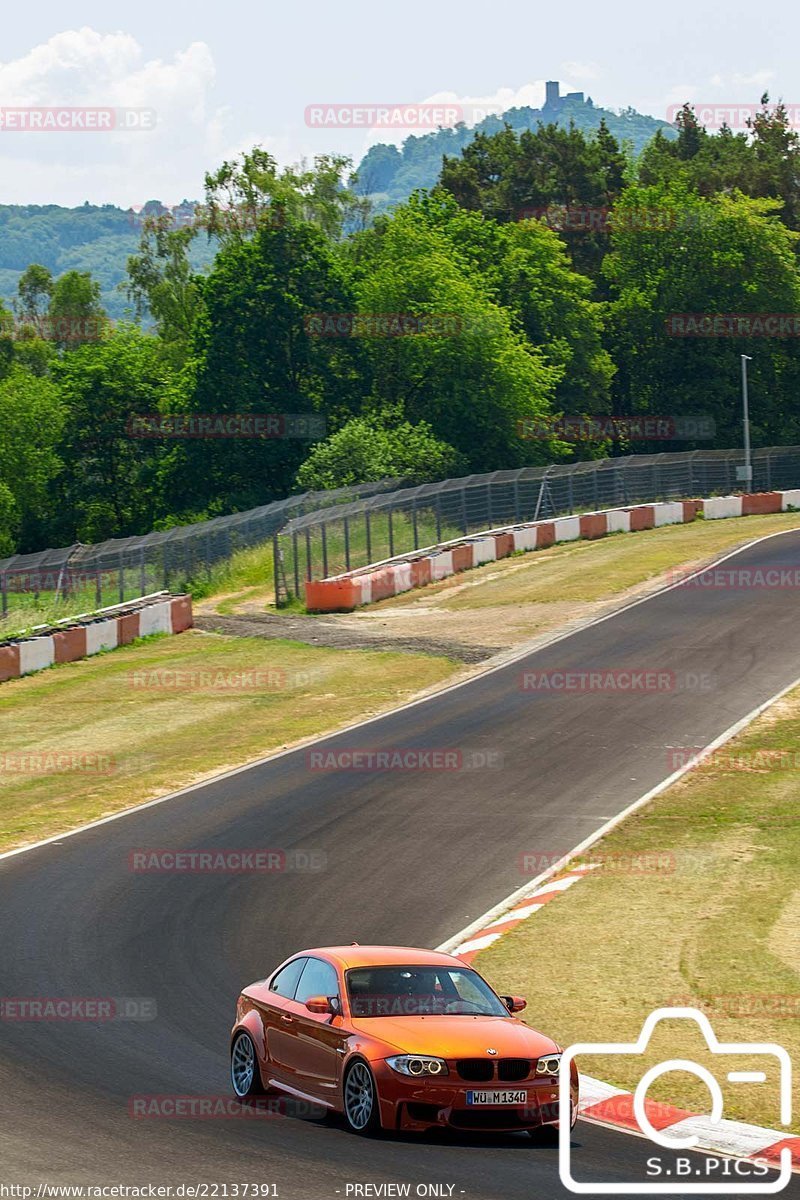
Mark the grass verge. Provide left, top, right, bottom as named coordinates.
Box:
left=0, top=629, right=458, bottom=853
left=475, top=686, right=800, bottom=1132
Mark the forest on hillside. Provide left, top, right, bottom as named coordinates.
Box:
left=2, top=98, right=800, bottom=560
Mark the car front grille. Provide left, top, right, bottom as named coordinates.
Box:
left=455, top=1057, right=532, bottom=1081
left=455, top=1058, right=495, bottom=1082
left=497, top=1058, right=531, bottom=1081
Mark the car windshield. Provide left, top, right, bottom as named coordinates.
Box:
left=346, top=965, right=510, bottom=1017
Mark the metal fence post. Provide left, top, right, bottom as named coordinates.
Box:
left=321, top=522, right=329, bottom=578
left=1, top=573, right=6, bottom=616
left=344, top=516, right=351, bottom=572
left=461, top=487, right=468, bottom=535
left=305, top=527, right=312, bottom=581
left=140, top=548, right=146, bottom=597
left=365, top=510, right=372, bottom=564
left=292, top=531, right=300, bottom=598
left=118, top=555, right=125, bottom=604
left=435, top=494, right=442, bottom=542
left=388, top=508, right=395, bottom=558
left=567, top=472, right=574, bottom=514
left=273, top=533, right=281, bottom=606
left=412, top=500, right=419, bottom=550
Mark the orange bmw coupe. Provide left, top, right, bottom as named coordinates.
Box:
left=230, top=944, right=579, bottom=1136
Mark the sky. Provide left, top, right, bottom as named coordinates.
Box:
left=0, top=0, right=796, bottom=208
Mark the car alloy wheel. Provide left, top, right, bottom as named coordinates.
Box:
left=231, top=1031, right=264, bottom=1098
left=343, top=1060, right=379, bottom=1134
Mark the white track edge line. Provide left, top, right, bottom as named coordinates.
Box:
left=2, top=524, right=799, bottom=866
left=436, top=663, right=800, bottom=953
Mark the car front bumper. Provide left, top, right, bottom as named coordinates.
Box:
left=370, top=1062, right=577, bottom=1133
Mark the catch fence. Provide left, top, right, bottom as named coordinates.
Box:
left=272, top=447, right=800, bottom=604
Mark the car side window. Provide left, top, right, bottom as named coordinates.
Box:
left=269, top=957, right=307, bottom=998
left=295, top=957, right=340, bottom=1004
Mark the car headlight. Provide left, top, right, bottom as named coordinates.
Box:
left=386, top=1055, right=449, bottom=1077
left=535, top=1053, right=562, bottom=1076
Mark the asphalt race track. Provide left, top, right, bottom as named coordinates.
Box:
left=3, top=530, right=800, bottom=1199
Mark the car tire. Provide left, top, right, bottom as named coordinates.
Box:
left=230, top=1031, right=266, bottom=1098
left=342, top=1060, right=381, bottom=1135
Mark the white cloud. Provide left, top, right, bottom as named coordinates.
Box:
left=0, top=27, right=232, bottom=205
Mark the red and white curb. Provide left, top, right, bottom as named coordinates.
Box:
left=452, top=865, right=599, bottom=961
left=444, top=865, right=800, bottom=1170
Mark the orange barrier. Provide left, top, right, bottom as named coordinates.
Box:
left=536, top=522, right=556, bottom=549
left=742, top=491, right=782, bottom=516
left=170, top=595, right=194, bottom=633
left=370, top=567, right=397, bottom=602
left=451, top=544, right=474, bottom=573
left=628, top=505, right=655, bottom=531
left=117, top=612, right=141, bottom=645
left=411, top=558, right=432, bottom=588
left=53, top=626, right=88, bottom=664
left=494, top=532, right=515, bottom=558
left=0, top=644, right=21, bottom=683
left=579, top=513, right=607, bottom=540
left=304, top=577, right=362, bottom=612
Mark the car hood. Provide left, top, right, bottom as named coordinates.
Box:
left=348, top=1014, right=559, bottom=1058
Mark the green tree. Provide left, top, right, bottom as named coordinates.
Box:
left=51, top=328, right=174, bottom=543
left=0, top=367, right=64, bottom=554
left=295, top=412, right=462, bottom=489
left=48, top=269, right=107, bottom=347
left=162, top=211, right=364, bottom=517
left=604, top=183, right=800, bottom=446
left=350, top=200, right=563, bottom=470
left=16, top=263, right=53, bottom=323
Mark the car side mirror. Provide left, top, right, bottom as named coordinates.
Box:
left=502, top=995, right=527, bottom=1013
left=305, top=995, right=339, bottom=1015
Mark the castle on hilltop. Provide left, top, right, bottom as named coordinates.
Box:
left=544, top=80, right=586, bottom=108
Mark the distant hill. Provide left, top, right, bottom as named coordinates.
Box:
left=354, top=81, right=677, bottom=211
left=0, top=86, right=676, bottom=316
left=0, top=201, right=217, bottom=321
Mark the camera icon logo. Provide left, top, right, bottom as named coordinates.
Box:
left=558, top=1007, right=793, bottom=1194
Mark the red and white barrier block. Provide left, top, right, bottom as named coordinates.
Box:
left=0, top=593, right=193, bottom=685
left=305, top=492, right=795, bottom=612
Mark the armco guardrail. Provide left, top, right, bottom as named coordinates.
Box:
left=303, top=491, right=800, bottom=611
left=0, top=592, right=193, bottom=684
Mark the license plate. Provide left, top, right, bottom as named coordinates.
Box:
left=466, top=1089, right=527, bottom=1105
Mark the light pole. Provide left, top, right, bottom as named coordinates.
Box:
left=740, top=354, right=753, bottom=487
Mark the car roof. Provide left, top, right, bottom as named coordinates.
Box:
left=300, top=945, right=467, bottom=971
